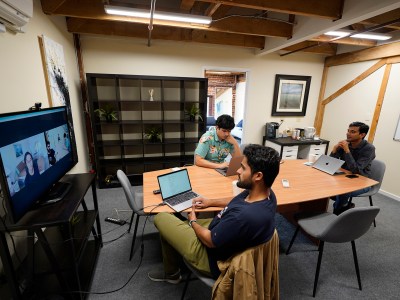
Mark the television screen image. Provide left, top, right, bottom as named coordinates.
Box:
left=0, top=106, right=78, bottom=224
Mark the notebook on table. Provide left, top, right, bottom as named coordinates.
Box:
left=215, top=155, right=244, bottom=176
left=312, top=154, right=345, bottom=175
left=157, top=168, right=200, bottom=212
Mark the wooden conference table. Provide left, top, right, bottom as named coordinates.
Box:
left=143, top=160, right=378, bottom=215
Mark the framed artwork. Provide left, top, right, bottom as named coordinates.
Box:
left=271, top=74, right=311, bottom=116
left=39, top=35, right=70, bottom=107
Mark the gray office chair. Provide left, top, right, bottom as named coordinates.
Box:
left=286, top=206, right=380, bottom=297
left=116, top=170, right=145, bottom=261
left=181, top=258, right=215, bottom=300
left=348, top=159, right=386, bottom=227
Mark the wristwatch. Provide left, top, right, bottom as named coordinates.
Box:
left=189, top=219, right=197, bottom=227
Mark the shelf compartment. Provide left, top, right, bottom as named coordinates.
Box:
left=120, top=102, right=142, bottom=121
left=142, top=101, right=162, bottom=120
left=163, top=80, right=181, bottom=101
left=141, top=79, right=161, bottom=101
left=121, top=124, right=142, bottom=140
left=124, top=145, right=143, bottom=158
left=184, top=81, right=201, bottom=102
left=94, top=78, right=116, bottom=101
left=143, top=143, right=162, bottom=157
left=119, top=78, right=140, bottom=101
left=164, top=123, right=183, bottom=139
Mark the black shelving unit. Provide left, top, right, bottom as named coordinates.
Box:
left=0, top=173, right=102, bottom=299
left=86, top=74, right=207, bottom=188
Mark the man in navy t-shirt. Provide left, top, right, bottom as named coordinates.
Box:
left=148, top=144, right=280, bottom=282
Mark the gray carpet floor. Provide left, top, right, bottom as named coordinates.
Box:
left=85, top=187, right=400, bottom=299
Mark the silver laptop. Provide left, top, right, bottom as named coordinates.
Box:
left=215, top=155, right=244, bottom=176
left=312, top=154, right=345, bottom=175
left=157, top=169, right=200, bottom=212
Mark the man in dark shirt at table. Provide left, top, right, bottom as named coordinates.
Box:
left=148, top=144, right=280, bottom=282
left=330, top=121, right=375, bottom=215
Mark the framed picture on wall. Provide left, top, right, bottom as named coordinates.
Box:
left=39, top=35, right=70, bottom=108
left=271, top=74, right=311, bottom=116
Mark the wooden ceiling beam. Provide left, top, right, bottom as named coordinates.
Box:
left=40, top=0, right=67, bottom=13
left=66, top=18, right=266, bottom=49
left=42, top=0, right=292, bottom=38
left=282, top=41, right=337, bottom=56
left=197, top=0, right=343, bottom=19
left=310, top=35, right=376, bottom=47
left=181, top=0, right=196, bottom=11
left=210, top=16, right=292, bottom=37
left=326, top=40, right=400, bottom=66
left=360, top=8, right=400, bottom=30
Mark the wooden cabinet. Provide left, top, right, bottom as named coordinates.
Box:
left=263, top=137, right=329, bottom=160
left=0, top=173, right=102, bottom=299
left=86, top=74, right=207, bottom=188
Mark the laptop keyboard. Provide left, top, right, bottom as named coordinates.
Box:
left=167, top=191, right=198, bottom=206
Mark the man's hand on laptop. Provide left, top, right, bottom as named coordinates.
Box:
left=218, top=161, right=229, bottom=169
left=192, top=196, right=210, bottom=209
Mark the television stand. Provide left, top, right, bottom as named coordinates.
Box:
left=0, top=173, right=102, bottom=299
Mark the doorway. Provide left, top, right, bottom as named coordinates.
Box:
left=204, top=70, right=247, bottom=145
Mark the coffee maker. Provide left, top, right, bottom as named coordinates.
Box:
left=265, top=122, right=280, bottom=139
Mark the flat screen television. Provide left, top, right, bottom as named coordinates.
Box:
left=0, top=106, right=78, bottom=224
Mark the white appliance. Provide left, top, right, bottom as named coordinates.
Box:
left=304, top=127, right=316, bottom=139
left=0, top=0, right=33, bottom=33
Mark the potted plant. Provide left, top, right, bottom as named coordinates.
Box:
left=145, top=127, right=162, bottom=143
left=94, top=104, right=118, bottom=122
left=185, top=104, right=203, bottom=122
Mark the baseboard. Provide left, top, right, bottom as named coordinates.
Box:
left=379, top=190, right=400, bottom=202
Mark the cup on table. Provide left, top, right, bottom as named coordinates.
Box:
left=232, top=180, right=244, bottom=196
left=308, top=154, right=318, bottom=164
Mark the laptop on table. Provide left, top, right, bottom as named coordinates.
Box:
left=312, top=154, right=345, bottom=175
left=157, top=168, right=200, bottom=212
left=215, top=155, right=244, bottom=176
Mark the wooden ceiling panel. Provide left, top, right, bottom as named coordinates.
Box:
left=40, top=0, right=400, bottom=56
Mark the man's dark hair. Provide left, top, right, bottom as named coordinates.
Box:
left=243, top=144, right=280, bottom=187
left=215, top=114, right=235, bottom=130
left=46, top=141, right=50, bottom=146
left=349, top=121, right=369, bottom=138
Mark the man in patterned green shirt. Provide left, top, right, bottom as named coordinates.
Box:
left=194, top=114, right=242, bottom=169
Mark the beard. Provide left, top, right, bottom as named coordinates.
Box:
left=237, top=177, right=252, bottom=190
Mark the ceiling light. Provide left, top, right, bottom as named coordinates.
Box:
left=104, top=5, right=212, bottom=25
left=325, top=30, right=391, bottom=41
left=350, top=33, right=391, bottom=41
left=325, top=31, right=350, bottom=38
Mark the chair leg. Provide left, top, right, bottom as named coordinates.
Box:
left=313, top=241, right=324, bottom=297
left=351, top=240, right=362, bottom=290
left=128, top=212, right=134, bottom=233
left=181, top=270, right=192, bottom=300
left=129, top=215, right=140, bottom=261
left=286, top=226, right=300, bottom=255
left=369, top=196, right=376, bottom=227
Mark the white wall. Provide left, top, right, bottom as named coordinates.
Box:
left=80, top=35, right=325, bottom=145
left=0, top=0, right=89, bottom=175
left=321, top=61, right=400, bottom=199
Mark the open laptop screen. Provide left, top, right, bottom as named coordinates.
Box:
left=158, top=169, right=192, bottom=199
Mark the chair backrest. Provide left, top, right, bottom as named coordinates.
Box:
left=320, top=206, right=380, bottom=243
left=116, top=169, right=142, bottom=213
left=368, top=159, right=386, bottom=194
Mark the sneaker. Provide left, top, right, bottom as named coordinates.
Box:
left=333, top=203, right=355, bottom=215
left=148, top=269, right=182, bottom=284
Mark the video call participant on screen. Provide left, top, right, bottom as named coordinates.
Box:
left=194, top=114, right=241, bottom=169
left=46, top=141, right=57, bottom=165
left=148, top=145, right=279, bottom=283
left=24, top=151, right=40, bottom=187
left=330, top=121, right=376, bottom=215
